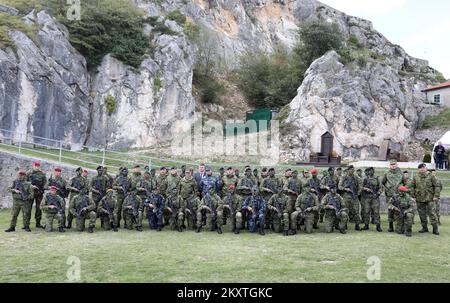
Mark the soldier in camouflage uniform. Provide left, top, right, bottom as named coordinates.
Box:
left=66, top=167, right=90, bottom=229
left=90, top=166, right=108, bottom=208
left=26, top=161, right=46, bottom=228
left=321, top=188, right=348, bottom=234
left=292, top=186, right=320, bottom=234
left=164, top=167, right=181, bottom=229
left=196, top=185, right=222, bottom=233
left=242, top=186, right=266, bottom=235
left=338, top=166, right=362, bottom=231
left=113, top=167, right=132, bottom=228
left=144, top=187, right=165, bottom=231
left=307, top=169, right=322, bottom=229
left=408, top=163, right=442, bottom=235
left=103, top=167, right=114, bottom=190
left=237, top=167, right=257, bottom=200
left=381, top=159, right=406, bottom=232
left=40, top=186, right=65, bottom=232
left=320, top=167, right=339, bottom=224
left=283, top=170, right=302, bottom=213
left=430, top=169, right=442, bottom=225
left=136, top=171, right=156, bottom=203
left=179, top=170, right=200, bottom=231
left=267, top=188, right=292, bottom=236
left=69, top=188, right=96, bottom=233
left=156, top=167, right=169, bottom=198
left=387, top=186, right=416, bottom=237
left=166, top=194, right=185, bottom=232
left=121, top=189, right=143, bottom=231
left=261, top=168, right=282, bottom=229
left=253, top=168, right=263, bottom=187
left=199, top=166, right=219, bottom=198
left=48, top=167, right=68, bottom=227
left=130, top=165, right=143, bottom=190
left=220, top=167, right=238, bottom=198
left=361, top=167, right=382, bottom=232
left=281, top=169, right=292, bottom=189
left=217, top=184, right=243, bottom=234
left=97, top=189, right=118, bottom=232
left=5, top=171, right=34, bottom=232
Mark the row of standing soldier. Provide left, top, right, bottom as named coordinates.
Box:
left=4, top=160, right=442, bottom=237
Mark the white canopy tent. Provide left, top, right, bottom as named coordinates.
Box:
left=431, top=131, right=450, bottom=168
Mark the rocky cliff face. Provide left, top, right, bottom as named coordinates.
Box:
left=0, top=0, right=444, bottom=160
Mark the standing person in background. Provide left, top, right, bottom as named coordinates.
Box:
left=381, top=160, right=405, bottom=233
left=434, top=142, right=446, bottom=170
left=429, top=169, right=442, bottom=225
left=5, top=171, right=34, bottom=233
left=193, top=163, right=206, bottom=186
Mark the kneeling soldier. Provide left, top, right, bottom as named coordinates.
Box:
left=268, top=189, right=291, bottom=236
left=293, top=186, right=320, bottom=234
left=5, top=170, right=34, bottom=232
left=121, top=189, right=143, bottom=231
left=144, top=187, right=165, bottom=231
left=242, top=186, right=266, bottom=235
left=196, top=185, right=221, bottom=233
left=97, top=189, right=118, bottom=232
left=70, top=188, right=96, bottom=233
left=41, top=186, right=65, bottom=232
left=321, top=188, right=348, bottom=234
left=388, top=186, right=415, bottom=237
left=217, top=184, right=243, bottom=234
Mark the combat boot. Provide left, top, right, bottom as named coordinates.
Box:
left=196, top=226, right=202, bottom=233
left=234, top=228, right=240, bottom=234
left=88, top=226, right=94, bottom=233
left=113, top=225, right=118, bottom=232
left=5, top=227, right=15, bottom=232
left=419, top=224, right=429, bottom=233
left=363, top=224, right=369, bottom=231
left=344, top=224, right=348, bottom=230
left=157, top=227, right=162, bottom=232
left=313, top=223, right=319, bottom=230
left=259, top=226, right=265, bottom=236
left=24, top=226, right=31, bottom=232
left=339, top=228, right=347, bottom=234
left=58, top=226, right=65, bottom=233
left=405, top=229, right=412, bottom=237
left=178, top=225, right=183, bottom=232
left=36, top=221, right=44, bottom=229
left=217, top=226, right=222, bottom=234
left=136, top=226, right=143, bottom=232
left=66, top=221, right=72, bottom=229
left=283, top=230, right=289, bottom=237
left=388, top=222, right=394, bottom=232
left=376, top=224, right=383, bottom=232
left=289, top=229, right=297, bottom=235
left=432, top=224, right=439, bottom=236
left=355, top=224, right=361, bottom=231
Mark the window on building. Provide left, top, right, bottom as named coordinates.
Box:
left=433, top=94, right=441, bottom=104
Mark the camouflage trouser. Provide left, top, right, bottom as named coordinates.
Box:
left=394, top=210, right=414, bottom=234
left=44, top=211, right=64, bottom=232
left=271, top=210, right=291, bottom=233
left=9, top=199, right=32, bottom=228
left=324, top=209, right=348, bottom=233
left=436, top=199, right=441, bottom=223
left=115, top=194, right=125, bottom=227
left=75, top=211, right=96, bottom=231
left=361, top=196, right=380, bottom=225
left=216, top=207, right=241, bottom=231
left=386, top=195, right=395, bottom=223
left=197, top=208, right=216, bottom=231
left=300, top=211, right=316, bottom=234
left=417, top=202, right=438, bottom=226
left=247, top=212, right=265, bottom=233
left=66, top=193, right=79, bottom=227
left=146, top=207, right=163, bottom=229
left=122, top=209, right=143, bottom=229
left=184, top=208, right=197, bottom=230
left=98, top=211, right=116, bottom=230
left=342, top=194, right=361, bottom=224
left=28, top=193, right=43, bottom=224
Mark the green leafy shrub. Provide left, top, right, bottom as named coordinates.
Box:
left=166, top=10, right=186, bottom=26
left=422, top=108, right=450, bottom=129
left=436, top=72, right=447, bottom=83
left=153, top=73, right=161, bottom=95
left=184, top=20, right=200, bottom=41
left=104, top=95, right=117, bottom=115
left=0, top=12, right=38, bottom=49
left=423, top=154, right=431, bottom=163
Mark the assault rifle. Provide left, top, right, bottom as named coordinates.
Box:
left=287, top=179, right=300, bottom=196
left=101, top=197, right=115, bottom=227
left=344, top=177, right=358, bottom=200
left=13, top=180, right=29, bottom=201
left=327, top=194, right=341, bottom=216
left=49, top=178, right=67, bottom=198
left=392, top=195, right=406, bottom=219
left=129, top=194, right=139, bottom=224
left=29, top=174, right=44, bottom=195
left=363, top=178, right=380, bottom=199
left=76, top=195, right=89, bottom=219
left=308, top=178, right=321, bottom=199
left=93, top=178, right=106, bottom=198
left=48, top=194, right=64, bottom=215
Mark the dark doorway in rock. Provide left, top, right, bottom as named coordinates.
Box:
left=321, top=132, right=334, bottom=156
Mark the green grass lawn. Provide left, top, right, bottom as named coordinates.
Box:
left=0, top=210, right=449, bottom=283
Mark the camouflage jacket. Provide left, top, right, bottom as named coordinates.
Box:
left=295, top=192, right=320, bottom=213
left=27, top=170, right=47, bottom=195
left=408, top=173, right=441, bottom=203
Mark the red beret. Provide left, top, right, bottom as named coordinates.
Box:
left=310, top=169, right=318, bottom=174
left=33, top=161, right=41, bottom=167
left=228, top=184, right=236, bottom=189
left=19, top=171, right=27, bottom=176
left=54, top=167, right=62, bottom=172
left=399, top=186, right=408, bottom=192
left=50, top=186, right=58, bottom=190
left=83, top=169, right=88, bottom=173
